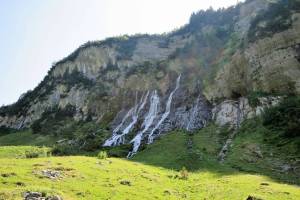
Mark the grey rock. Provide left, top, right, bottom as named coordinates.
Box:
left=45, top=195, right=63, bottom=200
left=120, top=180, right=131, bottom=186
left=24, top=192, right=62, bottom=200
left=24, top=192, right=44, bottom=200
left=41, top=170, right=61, bottom=179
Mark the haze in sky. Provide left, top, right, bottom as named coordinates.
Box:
left=0, top=0, right=242, bottom=105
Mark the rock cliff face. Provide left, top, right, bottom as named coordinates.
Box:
left=0, top=0, right=299, bottom=153
left=212, top=96, right=282, bottom=127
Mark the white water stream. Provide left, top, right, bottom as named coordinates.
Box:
left=103, top=91, right=149, bottom=147
left=147, top=75, right=181, bottom=144
left=127, top=90, right=160, bottom=157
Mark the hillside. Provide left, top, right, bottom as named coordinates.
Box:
left=0, top=118, right=300, bottom=200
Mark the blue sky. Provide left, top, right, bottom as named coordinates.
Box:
left=0, top=0, right=241, bottom=105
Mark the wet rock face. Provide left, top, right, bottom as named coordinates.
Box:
left=104, top=75, right=212, bottom=155
left=161, top=89, right=212, bottom=132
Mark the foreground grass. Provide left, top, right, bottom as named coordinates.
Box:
left=0, top=155, right=299, bottom=200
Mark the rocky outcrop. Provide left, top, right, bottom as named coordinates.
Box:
left=52, top=35, right=190, bottom=80
left=212, top=96, right=282, bottom=127
left=0, top=86, right=89, bottom=129
left=209, top=12, right=300, bottom=100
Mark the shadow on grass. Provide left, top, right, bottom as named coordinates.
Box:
left=129, top=130, right=300, bottom=186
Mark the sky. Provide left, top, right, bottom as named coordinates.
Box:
left=0, top=0, right=242, bottom=106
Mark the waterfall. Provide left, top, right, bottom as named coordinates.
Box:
left=148, top=75, right=181, bottom=144
left=104, top=74, right=181, bottom=156
left=186, top=95, right=200, bottom=131
left=127, top=90, right=160, bottom=157
left=103, top=91, right=149, bottom=147
left=113, top=108, right=134, bottom=134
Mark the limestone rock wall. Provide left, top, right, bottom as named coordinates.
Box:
left=212, top=96, right=282, bottom=127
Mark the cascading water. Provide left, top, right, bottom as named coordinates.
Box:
left=113, top=108, right=134, bottom=134
left=186, top=95, right=200, bottom=131
left=127, top=90, right=160, bottom=157
left=102, top=107, right=134, bottom=147
left=104, top=74, right=182, bottom=156
left=103, top=91, right=149, bottom=147
left=147, top=75, right=181, bottom=144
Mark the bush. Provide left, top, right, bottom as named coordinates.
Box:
left=51, top=144, right=78, bottom=156
left=107, top=144, right=132, bottom=158
left=25, top=151, right=40, bottom=158
left=31, top=105, right=77, bottom=135
left=179, top=167, right=189, bottom=180
left=97, top=151, right=108, bottom=159
left=24, top=148, right=50, bottom=158
left=263, top=96, right=300, bottom=138
left=60, top=71, right=94, bottom=91
left=247, top=91, right=270, bottom=107
left=0, top=126, right=16, bottom=136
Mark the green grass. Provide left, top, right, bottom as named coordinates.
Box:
left=0, top=130, right=56, bottom=146
left=133, top=126, right=230, bottom=171
left=133, top=131, right=190, bottom=170
left=0, top=146, right=50, bottom=159
left=225, top=118, right=300, bottom=185
left=1, top=154, right=300, bottom=200
left=0, top=120, right=299, bottom=199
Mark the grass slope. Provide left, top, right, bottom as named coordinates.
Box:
left=0, top=124, right=300, bottom=200
left=225, top=118, right=300, bottom=185
left=1, top=155, right=299, bottom=199
left=0, top=130, right=56, bottom=146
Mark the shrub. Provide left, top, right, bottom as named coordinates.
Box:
left=60, top=71, right=94, bottom=91
left=97, top=151, right=108, bottom=159
left=51, top=144, right=78, bottom=156
left=263, top=96, right=300, bottom=138
left=107, top=145, right=132, bottom=158
left=25, top=150, right=39, bottom=158
left=179, top=167, right=189, bottom=180
left=0, top=126, right=16, bottom=136
left=24, top=148, right=50, bottom=158
left=31, top=105, right=77, bottom=135
left=247, top=91, right=270, bottom=107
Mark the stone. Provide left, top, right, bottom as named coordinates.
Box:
left=24, top=192, right=44, bottom=200
left=246, top=195, right=263, bottom=200
left=120, top=180, right=131, bottom=186
left=260, top=182, right=269, bottom=186
left=23, top=192, right=62, bottom=200
left=41, top=170, right=61, bottom=179
left=45, top=195, right=63, bottom=200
